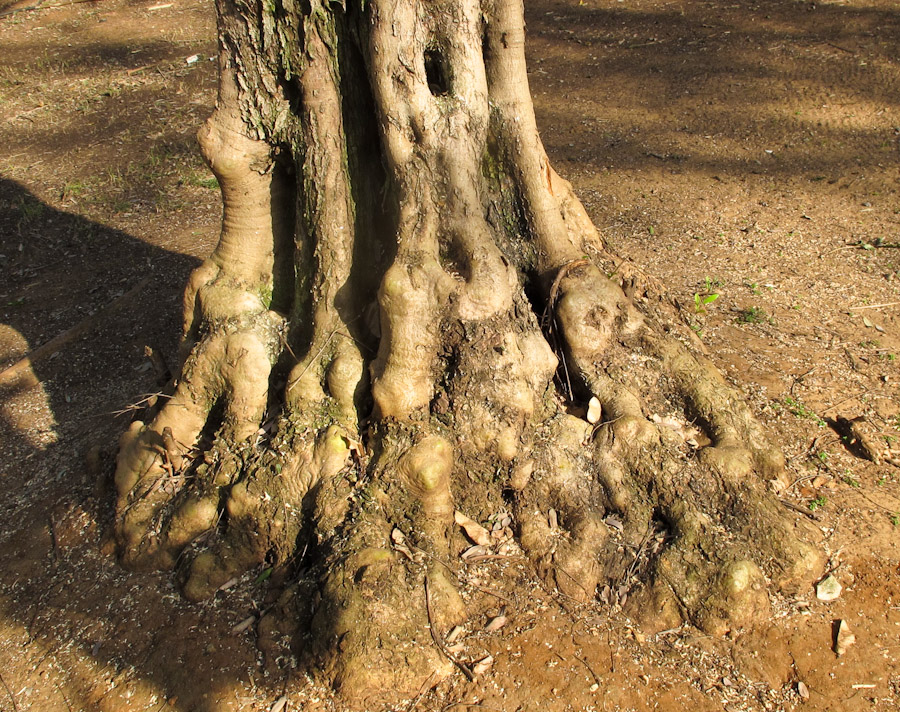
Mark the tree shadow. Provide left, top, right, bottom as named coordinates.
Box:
left=0, top=178, right=278, bottom=712
left=528, top=0, right=900, bottom=179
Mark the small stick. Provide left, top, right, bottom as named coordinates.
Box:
left=822, top=389, right=870, bottom=414
left=0, top=0, right=103, bottom=18
left=467, top=582, right=514, bottom=604
left=54, top=680, right=73, bottom=712
left=574, top=653, right=602, bottom=687
left=779, top=499, right=822, bottom=521
left=848, top=301, right=900, bottom=311
left=0, top=671, right=18, bottom=712
left=825, top=41, right=855, bottom=54
left=405, top=672, right=437, bottom=712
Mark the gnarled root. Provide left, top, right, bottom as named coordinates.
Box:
left=513, top=262, right=823, bottom=634
left=111, top=0, right=824, bottom=703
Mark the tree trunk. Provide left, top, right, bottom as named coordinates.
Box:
left=113, top=0, right=823, bottom=704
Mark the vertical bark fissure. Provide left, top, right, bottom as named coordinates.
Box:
left=285, top=13, right=366, bottom=423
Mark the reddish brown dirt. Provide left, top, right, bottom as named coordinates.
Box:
left=1, top=0, right=898, bottom=710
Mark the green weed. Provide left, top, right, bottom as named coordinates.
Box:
left=784, top=396, right=826, bottom=427
left=736, top=306, right=770, bottom=324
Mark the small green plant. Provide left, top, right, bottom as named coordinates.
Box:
left=257, top=284, right=273, bottom=309
left=184, top=173, right=219, bottom=190
left=693, top=292, right=719, bottom=314
left=737, top=306, right=770, bottom=324
left=17, top=196, right=44, bottom=225
left=61, top=180, right=86, bottom=201
left=890, top=513, right=899, bottom=527
left=784, top=396, right=826, bottom=427
left=746, top=281, right=762, bottom=295
left=815, top=450, right=829, bottom=464
left=808, top=496, right=827, bottom=512
left=841, top=472, right=860, bottom=488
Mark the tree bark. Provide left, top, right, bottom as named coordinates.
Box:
left=113, top=0, right=823, bottom=704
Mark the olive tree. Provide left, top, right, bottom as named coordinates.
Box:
left=113, top=0, right=821, bottom=703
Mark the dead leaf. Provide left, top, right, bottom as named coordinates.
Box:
left=461, top=545, right=491, bottom=560
left=270, top=697, right=288, bottom=712
left=485, top=615, right=508, bottom=632
left=797, top=681, right=810, bottom=700
left=472, top=655, right=494, bottom=675
left=390, top=527, right=415, bottom=560
left=455, top=510, right=492, bottom=547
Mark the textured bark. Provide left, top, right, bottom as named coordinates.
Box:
left=113, top=0, right=823, bottom=704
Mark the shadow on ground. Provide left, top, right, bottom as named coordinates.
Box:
left=0, top=0, right=898, bottom=710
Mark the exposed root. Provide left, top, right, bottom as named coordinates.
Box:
left=111, top=0, right=824, bottom=703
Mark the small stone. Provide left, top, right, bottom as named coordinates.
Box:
left=586, top=397, right=602, bottom=424
left=834, top=619, right=856, bottom=656
left=816, top=574, right=842, bottom=602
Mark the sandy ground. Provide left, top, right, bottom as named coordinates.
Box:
left=0, top=0, right=898, bottom=710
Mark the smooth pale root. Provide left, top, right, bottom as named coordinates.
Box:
left=400, top=435, right=454, bottom=517
left=371, top=261, right=451, bottom=418
left=707, top=560, right=771, bottom=633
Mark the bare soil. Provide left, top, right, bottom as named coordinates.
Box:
left=0, top=0, right=898, bottom=710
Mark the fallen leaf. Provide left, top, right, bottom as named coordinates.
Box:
left=461, top=545, right=490, bottom=560
left=485, top=615, right=508, bottom=632
left=797, top=681, right=810, bottom=700
left=270, top=697, right=288, bottom=712
left=455, top=510, right=492, bottom=547
left=472, top=655, right=494, bottom=675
